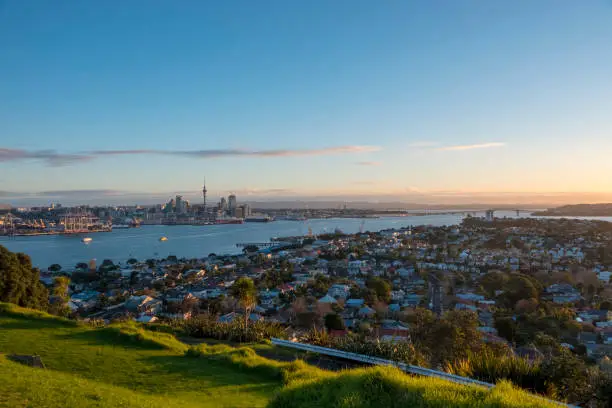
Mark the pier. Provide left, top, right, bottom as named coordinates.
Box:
left=235, top=242, right=278, bottom=248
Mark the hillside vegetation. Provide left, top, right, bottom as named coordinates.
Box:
left=0, top=302, right=562, bottom=408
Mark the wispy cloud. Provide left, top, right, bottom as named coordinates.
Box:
left=355, top=161, right=381, bottom=166
left=0, top=148, right=92, bottom=166
left=436, top=142, right=506, bottom=151
left=0, top=145, right=381, bottom=166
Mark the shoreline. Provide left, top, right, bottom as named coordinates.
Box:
left=1, top=229, right=112, bottom=237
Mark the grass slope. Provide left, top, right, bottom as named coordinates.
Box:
left=0, top=303, right=562, bottom=408
left=0, top=303, right=277, bottom=408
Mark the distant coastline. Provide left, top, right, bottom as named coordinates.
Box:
left=533, top=203, right=612, bottom=217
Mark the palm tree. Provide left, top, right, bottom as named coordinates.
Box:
left=230, top=277, right=257, bottom=327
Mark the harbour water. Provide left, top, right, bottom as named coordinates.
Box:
left=2, top=211, right=610, bottom=269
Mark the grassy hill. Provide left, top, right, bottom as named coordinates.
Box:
left=0, top=303, right=562, bottom=408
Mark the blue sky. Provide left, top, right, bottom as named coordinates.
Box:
left=2, top=1, right=612, bottom=205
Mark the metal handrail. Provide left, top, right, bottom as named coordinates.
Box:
left=271, top=338, right=578, bottom=407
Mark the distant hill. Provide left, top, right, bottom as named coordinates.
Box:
left=533, top=203, right=612, bottom=216
left=0, top=303, right=562, bottom=408
left=245, top=201, right=545, bottom=211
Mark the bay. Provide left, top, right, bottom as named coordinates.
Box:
left=2, top=210, right=610, bottom=269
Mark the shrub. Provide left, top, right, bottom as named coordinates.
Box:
left=324, top=313, right=345, bottom=331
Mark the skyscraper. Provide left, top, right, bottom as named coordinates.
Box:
left=175, top=195, right=184, bottom=214
left=228, top=194, right=237, bottom=217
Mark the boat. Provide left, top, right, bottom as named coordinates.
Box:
left=159, top=236, right=168, bottom=242
left=81, top=237, right=93, bottom=244
left=112, top=224, right=130, bottom=229
left=244, top=215, right=274, bottom=223
left=215, top=217, right=244, bottom=225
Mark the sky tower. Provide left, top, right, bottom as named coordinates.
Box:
left=202, top=178, right=207, bottom=209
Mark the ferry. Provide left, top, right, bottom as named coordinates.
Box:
left=81, top=237, right=93, bottom=244
left=244, top=215, right=274, bottom=223
left=215, top=217, right=244, bottom=225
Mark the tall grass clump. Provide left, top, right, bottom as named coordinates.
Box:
left=303, top=328, right=428, bottom=367
left=163, top=315, right=287, bottom=342
left=445, top=349, right=545, bottom=393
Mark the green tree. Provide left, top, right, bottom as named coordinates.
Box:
left=130, top=271, right=139, bottom=286
left=495, top=316, right=518, bottom=344
left=0, top=246, right=49, bottom=311
left=49, top=276, right=70, bottom=316
left=499, top=274, right=540, bottom=308
left=324, top=313, right=345, bottom=331
left=98, top=293, right=109, bottom=308
left=48, top=264, right=62, bottom=273
left=540, top=350, right=591, bottom=404
left=480, top=271, right=509, bottom=297
left=230, top=277, right=257, bottom=327
left=99, top=259, right=117, bottom=273
left=366, top=277, right=391, bottom=303
left=429, top=311, right=481, bottom=366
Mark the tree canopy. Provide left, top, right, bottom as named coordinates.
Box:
left=324, top=313, right=345, bottom=331
left=0, top=245, right=48, bottom=311
left=230, top=277, right=257, bottom=326
left=49, top=276, right=70, bottom=316
left=366, top=277, right=391, bottom=303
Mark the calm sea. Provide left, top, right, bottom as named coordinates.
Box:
left=2, top=211, right=610, bottom=269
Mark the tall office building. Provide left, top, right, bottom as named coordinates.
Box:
left=175, top=195, right=184, bottom=214
left=242, top=204, right=251, bottom=217
left=228, top=194, right=237, bottom=217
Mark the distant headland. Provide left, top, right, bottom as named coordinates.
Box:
left=533, top=203, right=612, bottom=217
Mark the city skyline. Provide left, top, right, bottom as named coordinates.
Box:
left=3, top=1, right=612, bottom=202
left=5, top=187, right=612, bottom=208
